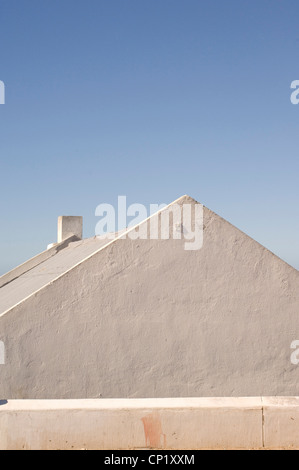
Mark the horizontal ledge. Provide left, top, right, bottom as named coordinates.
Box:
left=2, top=397, right=299, bottom=449
left=0, top=397, right=264, bottom=411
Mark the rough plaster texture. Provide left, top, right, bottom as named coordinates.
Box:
left=0, top=195, right=298, bottom=398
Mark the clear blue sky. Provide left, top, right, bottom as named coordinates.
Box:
left=0, top=0, right=298, bottom=274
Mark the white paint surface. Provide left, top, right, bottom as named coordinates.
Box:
left=1, top=397, right=299, bottom=450
left=0, top=195, right=298, bottom=398
left=57, top=216, right=83, bottom=243
left=0, top=398, right=263, bottom=450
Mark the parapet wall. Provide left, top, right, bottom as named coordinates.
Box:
left=0, top=397, right=298, bottom=450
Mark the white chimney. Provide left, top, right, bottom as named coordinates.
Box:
left=57, top=216, right=83, bottom=243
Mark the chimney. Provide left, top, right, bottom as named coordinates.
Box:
left=57, top=216, right=83, bottom=243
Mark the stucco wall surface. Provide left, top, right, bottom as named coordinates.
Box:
left=0, top=196, right=298, bottom=398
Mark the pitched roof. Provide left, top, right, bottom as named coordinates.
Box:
left=0, top=194, right=298, bottom=318
left=0, top=236, right=111, bottom=315
left=0, top=195, right=298, bottom=398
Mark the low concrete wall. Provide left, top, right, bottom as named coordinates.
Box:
left=0, top=397, right=297, bottom=450
left=262, top=397, right=299, bottom=449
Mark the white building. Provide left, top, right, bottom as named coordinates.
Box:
left=0, top=195, right=298, bottom=398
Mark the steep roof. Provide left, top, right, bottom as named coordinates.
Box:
left=0, top=194, right=298, bottom=317
left=0, top=195, right=298, bottom=399
left=0, top=237, right=113, bottom=315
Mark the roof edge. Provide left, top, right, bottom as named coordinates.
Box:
left=0, top=235, right=80, bottom=289
left=1, top=194, right=297, bottom=318
left=0, top=196, right=189, bottom=317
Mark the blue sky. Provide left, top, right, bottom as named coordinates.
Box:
left=0, top=0, right=298, bottom=274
